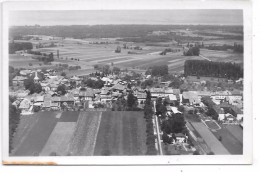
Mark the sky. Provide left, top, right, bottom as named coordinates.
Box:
left=9, top=10, right=243, bottom=26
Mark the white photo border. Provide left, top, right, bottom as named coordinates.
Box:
left=1, top=0, right=252, bottom=165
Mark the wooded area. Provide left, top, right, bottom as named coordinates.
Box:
left=184, top=60, right=243, bottom=79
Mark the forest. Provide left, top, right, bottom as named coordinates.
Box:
left=10, top=25, right=243, bottom=40
left=9, top=42, right=33, bottom=54
left=184, top=60, right=243, bottom=79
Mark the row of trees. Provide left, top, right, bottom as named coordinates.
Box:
left=146, top=65, right=168, bottom=76
left=143, top=91, right=157, bottom=155
left=9, top=96, right=21, bottom=153
left=9, top=42, right=33, bottom=54
left=184, top=60, right=243, bottom=79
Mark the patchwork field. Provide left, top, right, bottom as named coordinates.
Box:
left=10, top=38, right=243, bottom=74
left=11, top=111, right=147, bottom=156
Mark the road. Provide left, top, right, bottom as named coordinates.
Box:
left=153, top=101, right=163, bottom=155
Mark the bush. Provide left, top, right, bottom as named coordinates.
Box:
left=29, top=63, right=33, bottom=66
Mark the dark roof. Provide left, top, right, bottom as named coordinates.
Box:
left=212, top=105, right=225, bottom=114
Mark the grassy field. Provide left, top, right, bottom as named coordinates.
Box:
left=211, top=125, right=243, bottom=154
left=191, top=122, right=230, bottom=155
left=40, top=122, right=77, bottom=156
left=11, top=111, right=59, bottom=156
left=68, top=111, right=102, bottom=156
left=11, top=110, right=147, bottom=156
left=93, top=111, right=147, bottom=156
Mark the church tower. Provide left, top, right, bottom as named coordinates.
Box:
left=34, top=71, right=39, bottom=83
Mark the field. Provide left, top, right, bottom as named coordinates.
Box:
left=11, top=111, right=147, bottom=156
left=191, top=122, right=230, bottom=155
left=94, top=111, right=147, bottom=156
left=204, top=120, right=221, bottom=130
left=211, top=125, right=243, bottom=154
left=10, top=37, right=243, bottom=74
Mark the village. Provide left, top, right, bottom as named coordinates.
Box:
left=9, top=64, right=244, bottom=155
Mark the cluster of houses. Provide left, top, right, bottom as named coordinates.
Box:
left=10, top=67, right=243, bottom=126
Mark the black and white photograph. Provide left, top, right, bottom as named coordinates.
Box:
left=0, top=0, right=253, bottom=166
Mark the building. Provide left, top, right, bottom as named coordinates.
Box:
left=79, top=89, right=95, bottom=101
left=174, top=133, right=188, bottom=143
left=182, top=91, right=200, bottom=105
left=19, top=98, right=31, bottom=111
left=12, top=76, right=27, bottom=86
left=34, top=71, right=39, bottom=83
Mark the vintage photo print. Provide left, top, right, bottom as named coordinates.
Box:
left=1, top=0, right=252, bottom=165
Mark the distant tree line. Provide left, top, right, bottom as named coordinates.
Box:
left=9, top=42, right=33, bottom=54
left=203, top=43, right=243, bottom=53
left=184, top=60, right=243, bottom=79
left=194, top=31, right=243, bottom=40
left=10, top=25, right=243, bottom=40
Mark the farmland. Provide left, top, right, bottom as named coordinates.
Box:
left=94, top=111, right=147, bottom=156
left=11, top=111, right=147, bottom=156
left=10, top=31, right=243, bottom=75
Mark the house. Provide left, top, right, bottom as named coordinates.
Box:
left=136, top=92, right=147, bottom=104
left=12, top=76, right=27, bottom=86
left=40, top=82, right=50, bottom=91
left=12, top=100, right=21, bottom=108
left=60, top=94, right=74, bottom=105
left=33, top=95, right=44, bottom=106
left=182, top=91, right=200, bottom=105
left=112, top=84, right=126, bottom=92
left=230, top=106, right=243, bottom=121
left=16, top=90, right=30, bottom=99
left=70, top=76, right=81, bottom=85
left=79, top=89, right=95, bottom=101
left=212, top=105, right=225, bottom=121
left=174, top=133, right=187, bottom=143
left=50, top=83, right=58, bottom=91
left=51, top=102, right=60, bottom=110
left=19, top=70, right=31, bottom=76
left=150, top=88, right=165, bottom=98
left=211, top=90, right=232, bottom=100
left=19, top=98, right=31, bottom=111
left=42, top=100, right=51, bottom=110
